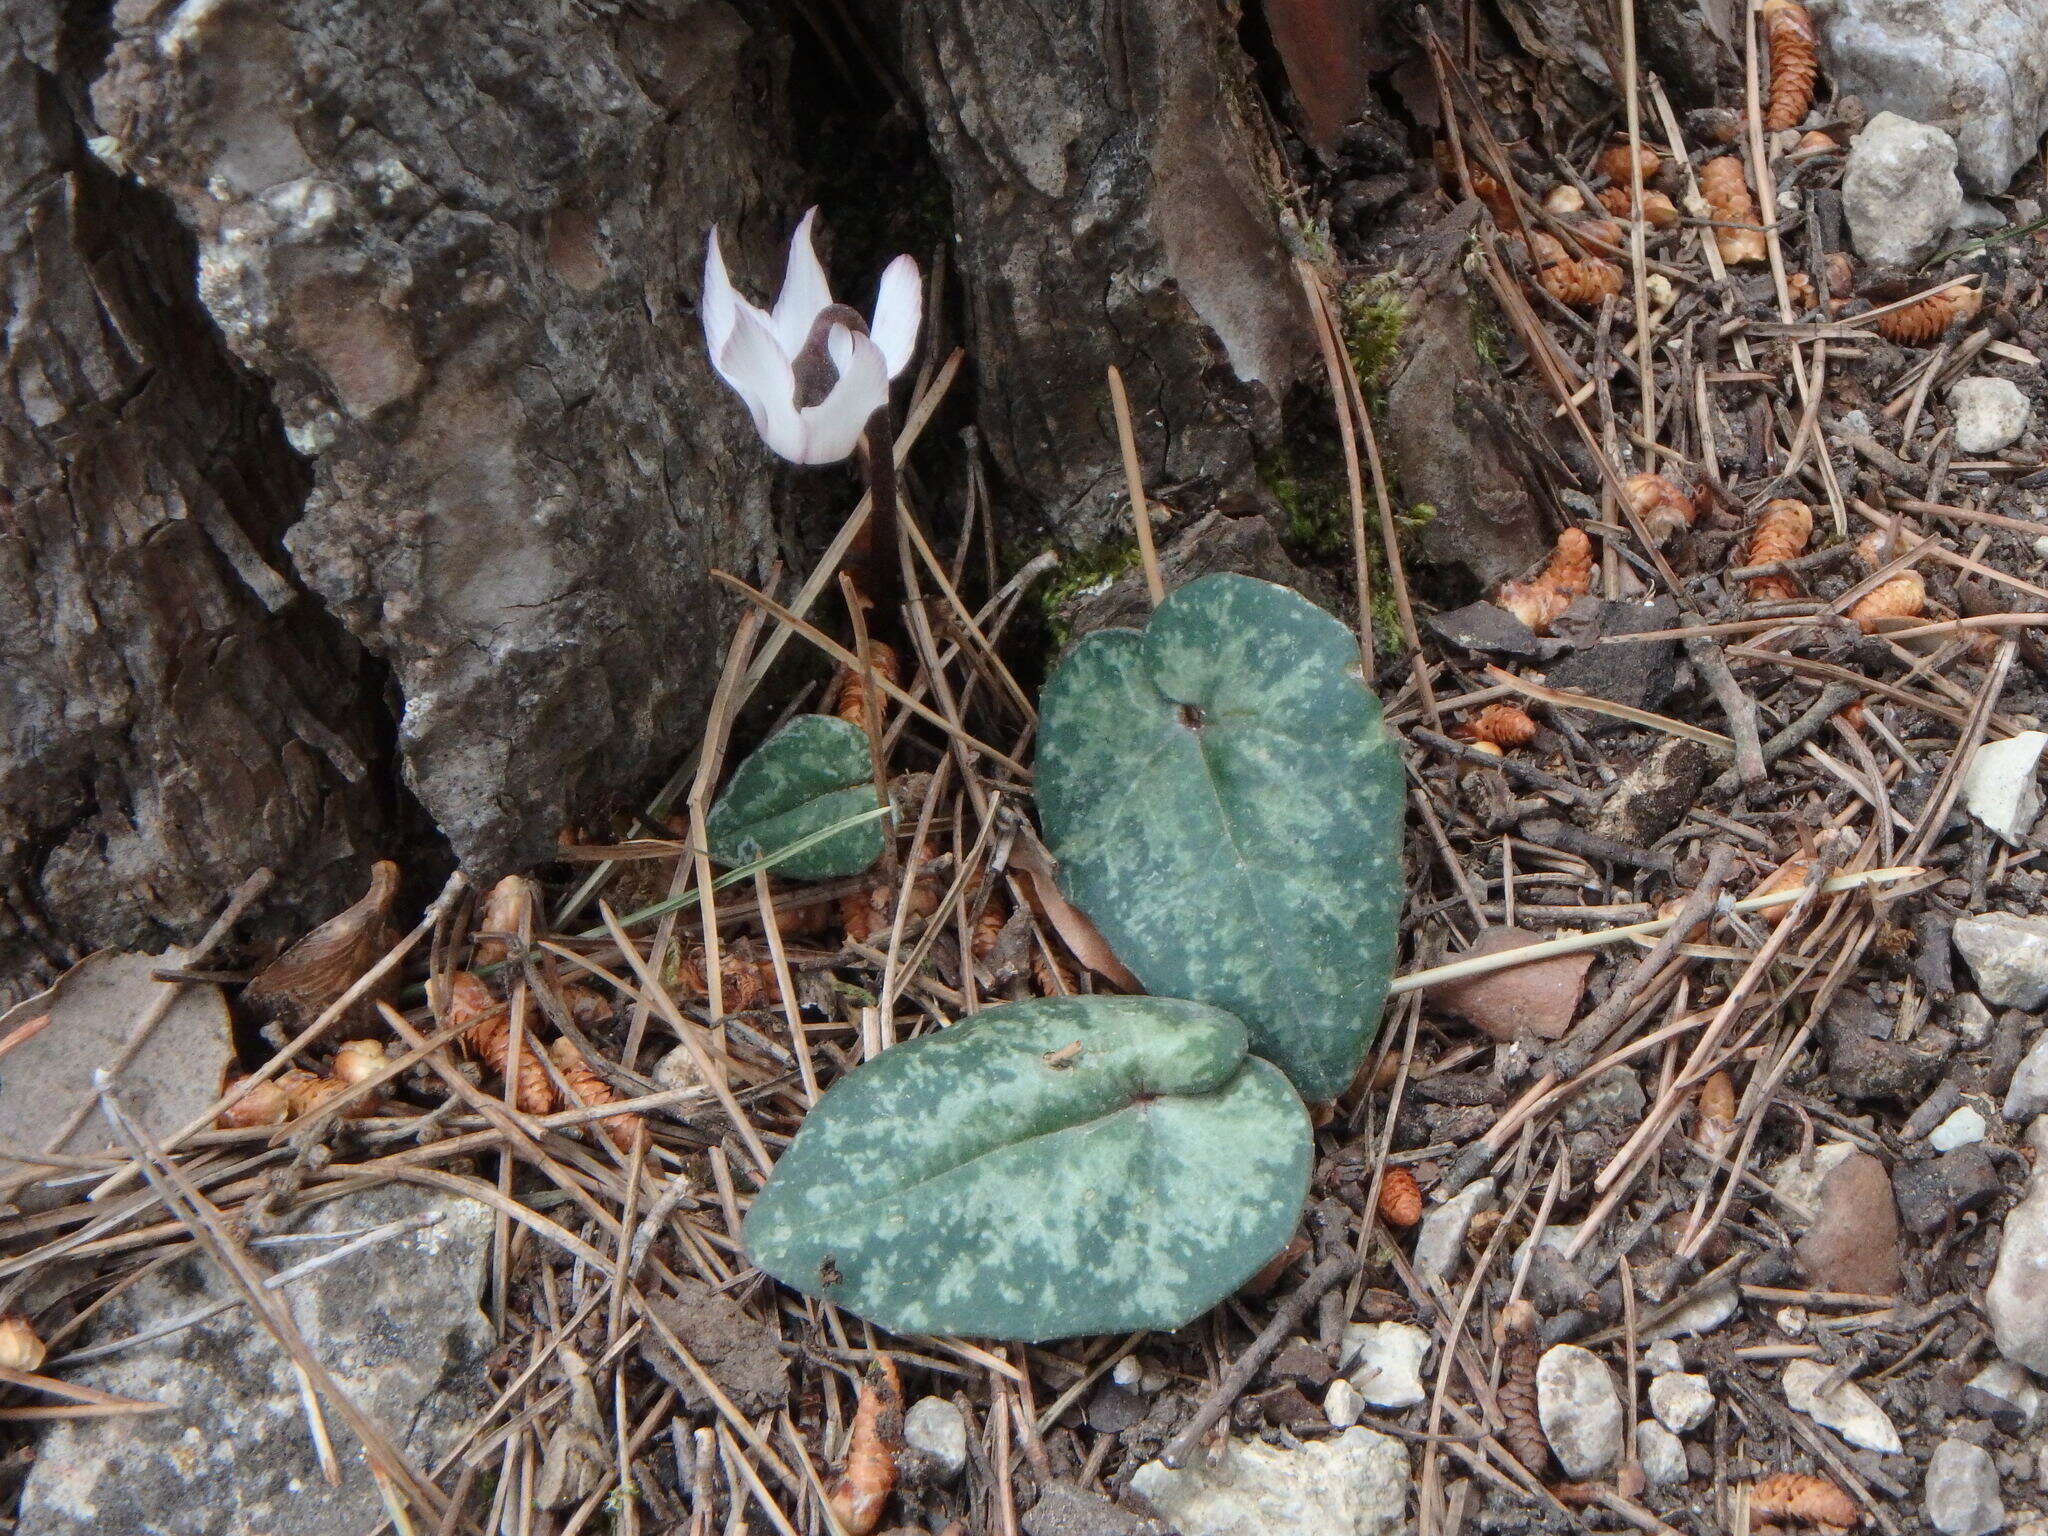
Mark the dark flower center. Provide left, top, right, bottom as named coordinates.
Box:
left=791, top=303, right=868, bottom=408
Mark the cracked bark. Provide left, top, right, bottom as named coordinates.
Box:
left=86, top=0, right=797, bottom=881
left=0, top=2, right=398, bottom=1001
left=893, top=0, right=1319, bottom=543
left=2, top=0, right=1334, bottom=993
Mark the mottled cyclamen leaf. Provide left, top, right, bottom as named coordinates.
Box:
left=1035, top=574, right=1404, bottom=1100
left=705, top=715, right=884, bottom=880
left=743, top=996, right=1310, bottom=1341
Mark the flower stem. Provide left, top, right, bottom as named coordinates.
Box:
left=855, top=405, right=902, bottom=638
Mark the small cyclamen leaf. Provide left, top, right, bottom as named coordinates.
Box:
left=743, top=996, right=1311, bottom=1342
left=705, top=715, right=885, bottom=881
left=1035, top=574, right=1404, bottom=1101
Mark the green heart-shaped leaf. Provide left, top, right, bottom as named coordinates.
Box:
left=1035, top=574, right=1404, bottom=1100
left=744, top=995, right=1310, bottom=1341
left=705, top=715, right=885, bottom=880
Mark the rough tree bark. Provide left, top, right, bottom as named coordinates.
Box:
left=1, top=3, right=393, bottom=1001
left=897, top=0, right=1319, bottom=543
left=0, top=0, right=1335, bottom=995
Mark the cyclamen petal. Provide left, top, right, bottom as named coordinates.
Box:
left=793, top=329, right=890, bottom=465
left=771, top=208, right=835, bottom=359
left=869, top=254, right=922, bottom=379
left=719, top=308, right=807, bottom=462
left=701, top=227, right=741, bottom=371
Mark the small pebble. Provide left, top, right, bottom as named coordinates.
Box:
left=1413, top=1179, right=1495, bottom=1288
left=1949, top=377, right=2032, bottom=456
left=1989, top=1118, right=2048, bottom=1374
left=1966, top=1360, right=2042, bottom=1430
left=1537, top=1344, right=1624, bottom=1479
left=1931, top=1105, right=1990, bottom=1151
left=1324, top=1376, right=1362, bottom=1429
left=1641, top=1340, right=1685, bottom=1376
left=1112, top=1356, right=1144, bottom=1388
left=1637, top=1420, right=1689, bottom=1486
left=1340, top=1322, right=1431, bottom=1409
left=903, top=1396, right=968, bottom=1482
left=1648, top=1372, right=1714, bottom=1434
left=1647, top=1284, right=1739, bottom=1341
left=1784, top=1359, right=1903, bottom=1454
left=1954, top=913, right=2048, bottom=1011
left=1956, top=994, right=1996, bottom=1047
left=1793, top=1150, right=1903, bottom=1297
left=1961, top=730, right=2048, bottom=844
left=1926, top=1436, right=2005, bottom=1536
left=2006, top=1033, right=2048, bottom=1122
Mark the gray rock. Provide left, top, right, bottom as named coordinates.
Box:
left=1562, top=1066, right=1648, bottom=1132
left=0, top=949, right=234, bottom=1181
left=1649, top=1372, right=1714, bottom=1434
left=1024, top=1480, right=1170, bottom=1536
left=2007, top=1033, right=2048, bottom=1122
left=905, top=1396, right=969, bottom=1482
left=1989, top=1118, right=2048, bottom=1373
left=1817, top=0, right=2048, bottom=190
left=1646, top=1284, right=1740, bottom=1341
left=18, top=1185, right=493, bottom=1536
left=1783, top=1359, right=1903, bottom=1454
left=1843, top=112, right=1965, bottom=265
left=1642, top=1339, right=1686, bottom=1376
left=1927, top=1436, right=2005, bottom=1536
left=1637, top=1420, right=1690, bottom=1486
left=1341, top=1322, right=1431, bottom=1409
left=1966, top=1360, right=2043, bottom=1432
left=1950, top=380, right=2034, bottom=457
left=1537, top=1344, right=1624, bottom=1478
left=1959, top=994, right=1998, bottom=1048
left=1545, top=598, right=1682, bottom=719
left=1128, top=1427, right=1408, bottom=1536
left=1413, top=1178, right=1495, bottom=1289
left=1956, top=913, right=2048, bottom=1010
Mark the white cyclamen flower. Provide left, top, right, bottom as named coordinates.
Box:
left=702, top=209, right=920, bottom=465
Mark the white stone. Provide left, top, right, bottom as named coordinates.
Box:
left=1783, top=1359, right=1903, bottom=1454
left=1412, top=1178, right=1495, bottom=1289
left=1950, top=379, right=2033, bottom=457
left=1340, top=1322, right=1432, bottom=1409
left=1958, top=994, right=1997, bottom=1048
left=1843, top=113, right=1966, bottom=265
left=1637, top=1420, right=1689, bottom=1486
left=1818, top=0, right=2048, bottom=191
left=1113, top=1356, right=1145, bottom=1388
left=1969, top=1359, right=2043, bottom=1429
left=1642, top=1339, right=1685, bottom=1376
left=1955, top=913, right=2048, bottom=1011
left=1772, top=1141, right=1860, bottom=1229
left=1128, top=1427, right=1408, bottom=1536
left=2007, top=1033, right=2048, bottom=1123
left=1324, top=1377, right=1362, bottom=1429
left=1926, top=1436, right=2005, bottom=1536
left=1965, top=733, right=2048, bottom=846
left=1932, top=1105, right=1991, bottom=1151
left=1648, top=1372, right=1714, bottom=1434
left=1537, top=1344, right=1624, bottom=1479
left=1988, top=1118, right=2048, bottom=1374
left=903, top=1396, right=968, bottom=1481
left=1647, top=1284, right=1740, bottom=1341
